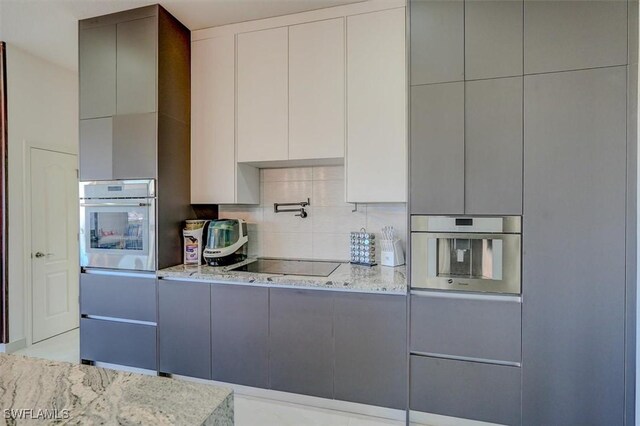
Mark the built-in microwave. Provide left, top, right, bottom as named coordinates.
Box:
left=411, top=216, right=521, bottom=294
left=79, top=180, right=156, bottom=272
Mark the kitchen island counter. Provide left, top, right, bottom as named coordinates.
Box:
left=158, top=260, right=407, bottom=294
left=0, top=354, right=233, bottom=425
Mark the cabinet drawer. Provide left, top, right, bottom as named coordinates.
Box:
left=410, top=355, right=521, bottom=425
left=411, top=292, right=521, bottom=363
left=80, top=318, right=157, bottom=370
left=80, top=272, right=156, bottom=322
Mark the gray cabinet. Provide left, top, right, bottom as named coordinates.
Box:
left=523, top=66, right=627, bottom=425
left=334, top=293, right=406, bottom=409
left=410, top=355, right=521, bottom=426
left=211, top=284, right=269, bottom=388
left=269, top=289, right=334, bottom=399
left=524, top=1, right=627, bottom=74
left=410, top=0, right=463, bottom=85
left=116, top=17, right=157, bottom=115
left=79, top=25, right=116, bottom=119
left=464, top=0, right=522, bottom=80
left=158, top=279, right=211, bottom=379
left=80, top=318, right=157, bottom=370
left=465, top=77, right=523, bottom=215
left=80, top=272, right=156, bottom=322
left=411, top=292, right=521, bottom=364
left=112, top=113, right=157, bottom=179
left=79, top=118, right=113, bottom=181
left=410, top=82, right=464, bottom=214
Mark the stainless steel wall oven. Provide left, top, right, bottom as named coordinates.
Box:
left=80, top=180, right=156, bottom=271
left=411, top=216, right=521, bottom=294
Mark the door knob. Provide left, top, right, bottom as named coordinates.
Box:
left=34, top=252, right=52, bottom=258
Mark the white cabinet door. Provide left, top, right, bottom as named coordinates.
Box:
left=237, top=27, right=289, bottom=163
left=346, top=8, right=407, bottom=203
left=289, top=18, right=345, bottom=161
left=191, top=36, right=259, bottom=204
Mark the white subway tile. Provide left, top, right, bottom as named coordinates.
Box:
left=312, top=206, right=367, bottom=234
left=312, top=165, right=344, bottom=181
left=262, top=180, right=313, bottom=207
left=262, top=232, right=313, bottom=259
left=262, top=167, right=313, bottom=182
left=312, top=233, right=351, bottom=261
left=262, top=207, right=313, bottom=233
left=312, top=179, right=348, bottom=207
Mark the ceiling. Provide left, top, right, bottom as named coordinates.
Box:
left=0, top=0, right=363, bottom=72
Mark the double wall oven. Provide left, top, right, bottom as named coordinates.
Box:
left=79, top=180, right=156, bottom=272
left=411, top=216, right=522, bottom=294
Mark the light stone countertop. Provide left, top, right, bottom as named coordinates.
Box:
left=157, top=259, right=407, bottom=294
left=0, top=354, right=233, bottom=425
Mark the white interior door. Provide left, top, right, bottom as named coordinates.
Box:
left=31, top=148, right=79, bottom=343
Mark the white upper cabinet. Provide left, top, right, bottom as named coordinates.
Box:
left=289, top=18, right=345, bottom=161
left=237, top=27, right=289, bottom=163
left=346, top=8, right=407, bottom=203
left=191, top=36, right=259, bottom=204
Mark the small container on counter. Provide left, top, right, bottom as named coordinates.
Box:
left=350, top=228, right=377, bottom=266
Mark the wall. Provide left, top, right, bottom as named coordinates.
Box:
left=219, top=165, right=406, bottom=262
left=5, top=44, right=78, bottom=345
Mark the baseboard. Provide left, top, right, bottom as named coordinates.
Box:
left=409, top=410, right=502, bottom=426
left=92, top=361, right=157, bottom=376
left=173, top=374, right=406, bottom=422
left=0, top=338, right=26, bottom=353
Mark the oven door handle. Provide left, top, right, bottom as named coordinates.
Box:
left=80, top=202, right=152, bottom=207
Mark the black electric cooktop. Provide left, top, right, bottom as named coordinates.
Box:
left=228, top=258, right=341, bottom=277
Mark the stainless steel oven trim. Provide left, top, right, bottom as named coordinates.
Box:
left=411, top=232, right=521, bottom=295
left=411, top=215, right=521, bottom=234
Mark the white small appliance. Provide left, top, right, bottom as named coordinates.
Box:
left=203, top=219, right=249, bottom=266
left=183, top=220, right=211, bottom=265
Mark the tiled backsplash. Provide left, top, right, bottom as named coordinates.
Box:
left=219, top=166, right=407, bottom=262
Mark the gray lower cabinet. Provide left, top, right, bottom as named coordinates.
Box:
left=269, top=289, right=334, bottom=399
left=411, top=292, right=521, bottom=364
left=464, top=77, right=523, bottom=215
left=410, top=355, right=521, bottom=426
left=410, top=0, right=463, bottom=85
left=211, top=284, right=269, bottom=388
left=523, top=66, right=627, bottom=425
left=158, top=279, right=211, bottom=379
left=410, top=82, right=465, bottom=214
left=80, top=272, right=157, bottom=322
left=80, top=318, right=157, bottom=370
left=334, top=293, right=407, bottom=409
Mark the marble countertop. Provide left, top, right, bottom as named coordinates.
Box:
left=0, top=354, right=233, bottom=425
left=157, top=259, right=407, bottom=294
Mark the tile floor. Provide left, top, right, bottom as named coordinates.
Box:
left=13, top=329, right=405, bottom=426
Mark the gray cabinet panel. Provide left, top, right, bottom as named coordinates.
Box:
left=524, top=1, right=627, bottom=74
left=80, top=272, right=156, bottom=322
left=411, top=293, right=521, bottom=363
left=79, top=25, right=117, bottom=120
left=158, top=280, right=211, bottom=379
left=410, top=82, right=464, bottom=214
left=523, top=67, right=627, bottom=425
left=334, top=293, right=406, bottom=409
left=465, top=0, right=523, bottom=80
left=79, top=118, right=113, bottom=181
left=270, top=289, right=334, bottom=399
left=211, top=284, right=269, bottom=388
left=112, top=113, right=157, bottom=179
left=410, top=355, right=521, bottom=425
left=116, top=16, right=157, bottom=115
left=80, top=318, right=157, bottom=370
left=410, top=0, right=463, bottom=85
left=465, top=77, right=523, bottom=215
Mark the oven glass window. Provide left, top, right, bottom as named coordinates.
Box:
left=89, top=212, right=144, bottom=251
left=436, top=238, right=503, bottom=280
